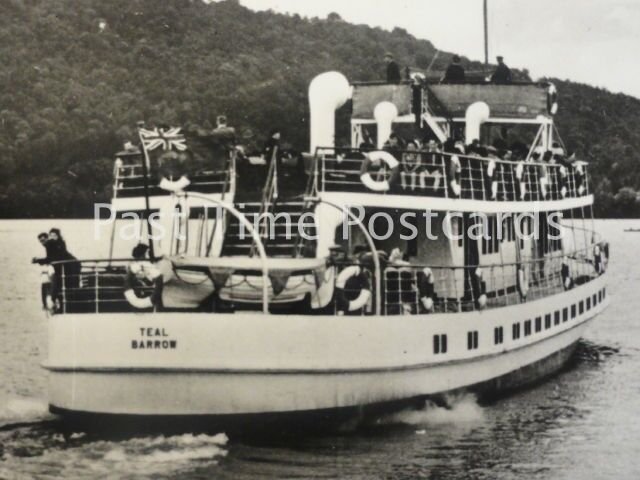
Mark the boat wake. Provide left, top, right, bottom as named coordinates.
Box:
left=375, top=394, right=485, bottom=427
left=0, top=395, right=53, bottom=430
left=571, top=339, right=620, bottom=364
left=0, top=429, right=229, bottom=478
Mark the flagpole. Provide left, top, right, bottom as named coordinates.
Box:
left=137, top=121, right=156, bottom=260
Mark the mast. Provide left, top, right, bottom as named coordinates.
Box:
left=483, top=0, right=489, bottom=68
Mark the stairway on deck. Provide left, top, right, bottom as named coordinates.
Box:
left=220, top=201, right=317, bottom=258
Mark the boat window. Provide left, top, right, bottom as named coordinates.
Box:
left=482, top=216, right=499, bottom=255
left=554, top=311, right=561, bottom=325
left=563, top=307, right=569, bottom=322
left=519, top=216, right=533, bottom=250
left=433, top=334, right=447, bottom=354
left=603, top=288, right=606, bottom=298
left=598, top=291, right=602, bottom=303
left=451, top=215, right=464, bottom=247
left=512, top=323, right=521, bottom=340
left=524, top=320, right=532, bottom=336
left=501, top=215, right=515, bottom=243
left=535, top=316, right=542, bottom=332
left=586, top=297, right=591, bottom=310
left=467, top=331, right=479, bottom=350
left=544, top=313, right=551, bottom=329
left=592, top=294, right=597, bottom=306
left=571, top=304, right=577, bottom=318
left=579, top=301, right=584, bottom=315
left=494, top=327, right=504, bottom=345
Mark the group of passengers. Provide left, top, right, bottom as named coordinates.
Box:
left=362, top=130, right=584, bottom=200
left=32, top=228, right=79, bottom=311
left=384, top=52, right=513, bottom=84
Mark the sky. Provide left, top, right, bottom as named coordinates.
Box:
left=238, top=0, right=640, bottom=99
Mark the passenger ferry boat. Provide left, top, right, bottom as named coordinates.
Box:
left=42, top=71, right=609, bottom=428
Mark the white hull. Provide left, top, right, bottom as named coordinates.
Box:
left=44, top=275, right=608, bottom=417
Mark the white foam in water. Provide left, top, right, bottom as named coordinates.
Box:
left=99, top=433, right=229, bottom=475
left=378, top=394, right=485, bottom=426
left=0, top=396, right=50, bottom=423
left=0, top=431, right=229, bottom=478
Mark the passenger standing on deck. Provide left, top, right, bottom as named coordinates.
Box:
left=262, top=129, right=282, bottom=196
left=491, top=56, right=513, bottom=84
left=385, top=52, right=402, bottom=84
left=32, top=232, right=54, bottom=309
left=442, top=55, right=466, bottom=84
left=211, top=115, right=236, bottom=147
left=47, top=228, right=81, bottom=308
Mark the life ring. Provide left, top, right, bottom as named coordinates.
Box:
left=359, top=151, right=400, bottom=192
left=561, top=258, right=573, bottom=290
left=335, top=265, right=372, bottom=312
left=517, top=264, right=529, bottom=301
left=547, top=83, right=558, bottom=115
left=448, top=154, right=462, bottom=197
left=539, top=166, right=549, bottom=199
left=559, top=165, right=568, bottom=198
left=515, top=161, right=527, bottom=200
left=124, top=262, right=162, bottom=310
left=418, top=267, right=435, bottom=312
left=487, top=159, right=499, bottom=199
left=472, top=267, right=487, bottom=309
left=159, top=175, right=191, bottom=192
left=574, top=163, right=585, bottom=196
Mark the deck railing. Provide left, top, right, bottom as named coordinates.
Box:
left=316, top=147, right=589, bottom=202
left=48, top=239, right=605, bottom=316
left=113, top=153, right=233, bottom=198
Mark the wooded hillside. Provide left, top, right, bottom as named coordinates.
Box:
left=0, top=0, right=638, bottom=217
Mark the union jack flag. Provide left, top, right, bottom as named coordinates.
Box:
left=139, top=127, right=187, bottom=152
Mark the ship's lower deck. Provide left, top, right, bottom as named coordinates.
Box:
left=43, top=275, right=608, bottom=424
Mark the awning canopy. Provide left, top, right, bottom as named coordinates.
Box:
left=171, top=256, right=326, bottom=272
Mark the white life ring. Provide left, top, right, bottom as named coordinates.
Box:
left=449, top=154, right=462, bottom=197
left=487, top=159, right=496, bottom=178
left=336, top=265, right=372, bottom=312
left=475, top=268, right=487, bottom=309
left=124, top=262, right=161, bottom=310
left=159, top=175, right=191, bottom=193
left=548, top=83, right=558, bottom=115
left=515, top=161, right=527, bottom=200
left=517, top=265, right=529, bottom=300
left=360, top=151, right=399, bottom=192
left=418, top=267, right=435, bottom=312
left=124, top=288, right=154, bottom=309
left=539, top=170, right=549, bottom=199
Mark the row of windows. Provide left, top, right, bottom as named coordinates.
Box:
left=451, top=214, right=560, bottom=253
left=511, top=287, right=607, bottom=341
left=434, top=288, right=606, bottom=354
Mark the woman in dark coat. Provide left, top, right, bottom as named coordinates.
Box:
left=47, top=228, right=81, bottom=305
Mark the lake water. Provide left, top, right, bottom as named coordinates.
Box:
left=0, top=219, right=638, bottom=479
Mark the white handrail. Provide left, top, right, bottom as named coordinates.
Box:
left=180, top=192, right=271, bottom=314
left=312, top=198, right=382, bottom=315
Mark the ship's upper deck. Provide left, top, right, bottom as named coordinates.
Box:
left=352, top=81, right=555, bottom=121
left=312, top=146, right=592, bottom=213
